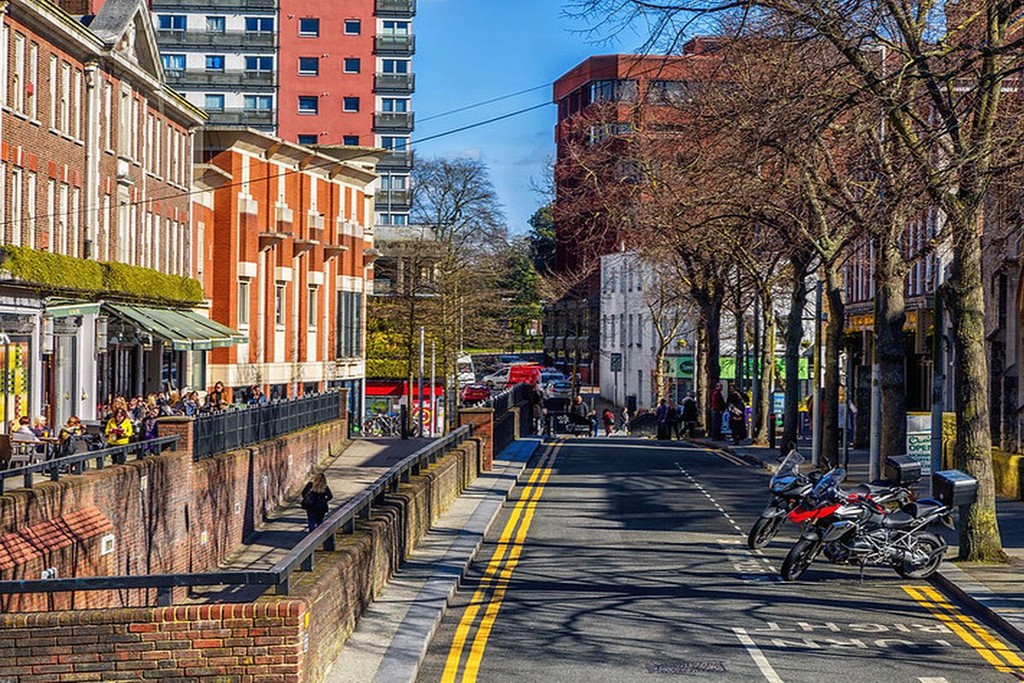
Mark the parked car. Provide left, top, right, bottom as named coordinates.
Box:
left=539, top=371, right=566, bottom=386
left=544, top=380, right=573, bottom=400
left=498, top=354, right=523, bottom=365
left=457, top=354, right=476, bottom=386
left=481, top=367, right=511, bottom=388
left=460, top=383, right=491, bottom=403
left=508, top=364, right=542, bottom=386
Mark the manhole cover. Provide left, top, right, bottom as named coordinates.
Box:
left=645, top=660, right=727, bottom=675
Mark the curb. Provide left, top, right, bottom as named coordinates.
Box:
left=930, top=562, right=1024, bottom=649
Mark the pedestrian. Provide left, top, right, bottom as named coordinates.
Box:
left=656, top=398, right=670, bottom=440
left=602, top=408, right=615, bottom=436
left=104, top=407, right=134, bottom=446
left=141, top=407, right=160, bottom=453
left=728, top=389, right=747, bottom=446
left=570, top=394, right=593, bottom=436
left=58, top=415, right=84, bottom=443
left=711, top=383, right=726, bottom=440
left=680, top=392, right=699, bottom=438
left=248, top=385, right=268, bottom=406
left=11, top=416, right=39, bottom=443
left=300, top=472, right=334, bottom=544
left=668, top=399, right=681, bottom=440
left=620, top=406, right=631, bottom=434
left=206, top=382, right=228, bottom=411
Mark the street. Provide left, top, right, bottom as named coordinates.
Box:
left=418, top=438, right=1024, bottom=682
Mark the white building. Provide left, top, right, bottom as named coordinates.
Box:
left=599, top=252, right=696, bottom=411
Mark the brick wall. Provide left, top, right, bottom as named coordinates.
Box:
left=0, top=440, right=481, bottom=683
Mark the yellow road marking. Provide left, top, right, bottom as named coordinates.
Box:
left=440, top=440, right=561, bottom=682
left=903, top=585, right=1024, bottom=674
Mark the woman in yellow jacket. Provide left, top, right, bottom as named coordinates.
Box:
left=104, top=407, right=134, bottom=446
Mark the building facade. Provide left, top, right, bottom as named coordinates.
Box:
left=194, top=129, right=381, bottom=415
left=149, top=0, right=415, bottom=225
left=0, top=0, right=240, bottom=430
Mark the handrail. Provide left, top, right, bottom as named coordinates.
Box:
left=0, top=425, right=473, bottom=605
left=0, top=436, right=180, bottom=494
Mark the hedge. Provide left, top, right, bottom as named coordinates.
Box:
left=0, top=246, right=204, bottom=305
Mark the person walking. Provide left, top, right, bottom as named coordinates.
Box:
left=680, top=392, right=699, bottom=439
left=601, top=408, right=615, bottom=436
left=656, top=398, right=670, bottom=440
left=710, top=383, right=726, bottom=440
left=727, top=389, right=747, bottom=446
left=301, top=472, right=334, bottom=549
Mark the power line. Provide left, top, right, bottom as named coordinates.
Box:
left=418, top=84, right=550, bottom=123
left=0, top=100, right=554, bottom=230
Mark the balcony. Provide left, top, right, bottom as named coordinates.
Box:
left=377, top=149, right=413, bottom=170
left=375, top=0, right=416, bottom=16
left=156, top=30, right=276, bottom=49
left=275, top=204, right=294, bottom=228
left=375, top=189, right=411, bottom=209
left=375, top=34, right=415, bottom=55
left=374, top=73, right=415, bottom=94
left=204, top=108, right=275, bottom=128
left=374, top=112, right=414, bottom=131
left=166, top=69, right=275, bottom=89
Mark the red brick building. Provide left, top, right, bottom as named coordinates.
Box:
left=194, top=129, right=382, bottom=410
left=0, top=0, right=224, bottom=429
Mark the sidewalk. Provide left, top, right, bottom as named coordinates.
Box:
left=698, top=435, right=1024, bottom=646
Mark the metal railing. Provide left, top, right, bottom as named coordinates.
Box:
left=375, top=34, right=416, bottom=55
left=0, top=426, right=473, bottom=605
left=193, top=391, right=341, bottom=460
left=0, top=437, right=180, bottom=494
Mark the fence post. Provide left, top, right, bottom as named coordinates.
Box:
left=459, top=408, right=494, bottom=470
left=156, top=417, right=195, bottom=459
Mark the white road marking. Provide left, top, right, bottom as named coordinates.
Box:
left=733, top=627, right=785, bottom=682
left=918, top=678, right=949, bottom=683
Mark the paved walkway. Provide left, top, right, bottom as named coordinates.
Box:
left=692, top=434, right=1024, bottom=645
left=187, top=437, right=431, bottom=602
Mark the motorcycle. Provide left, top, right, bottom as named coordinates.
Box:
left=780, top=467, right=960, bottom=581
left=747, top=450, right=909, bottom=549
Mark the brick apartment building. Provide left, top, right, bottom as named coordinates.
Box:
left=546, top=44, right=722, bottom=383
left=150, top=0, right=415, bottom=227
left=193, top=128, right=382, bottom=414
left=0, top=0, right=250, bottom=430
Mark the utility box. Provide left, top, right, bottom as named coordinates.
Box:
left=885, top=454, right=923, bottom=486
left=933, top=470, right=979, bottom=508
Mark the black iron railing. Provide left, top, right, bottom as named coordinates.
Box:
left=0, top=436, right=180, bottom=494
left=0, top=425, right=473, bottom=605
left=192, top=392, right=341, bottom=460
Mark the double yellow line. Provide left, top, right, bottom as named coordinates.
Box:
left=904, top=584, right=1024, bottom=675
left=440, top=439, right=563, bottom=683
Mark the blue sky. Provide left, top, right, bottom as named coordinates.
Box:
left=412, top=1, right=637, bottom=236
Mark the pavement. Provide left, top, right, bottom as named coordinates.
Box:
left=691, top=433, right=1024, bottom=647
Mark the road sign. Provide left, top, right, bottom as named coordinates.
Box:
left=610, top=353, right=623, bottom=372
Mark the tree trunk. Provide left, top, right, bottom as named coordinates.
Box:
left=783, top=253, right=811, bottom=452
left=947, top=213, right=1006, bottom=561
left=694, top=283, right=724, bottom=435
left=754, top=291, right=776, bottom=445
left=822, top=265, right=845, bottom=468
left=874, top=236, right=907, bottom=459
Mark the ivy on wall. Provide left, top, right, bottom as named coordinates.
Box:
left=0, top=246, right=204, bottom=306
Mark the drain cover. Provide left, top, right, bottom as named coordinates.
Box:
left=645, top=660, right=727, bottom=675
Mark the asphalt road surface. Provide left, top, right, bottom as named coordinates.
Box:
left=418, top=438, right=1024, bottom=683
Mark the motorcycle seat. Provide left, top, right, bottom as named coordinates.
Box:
left=881, top=509, right=918, bottom=529
left=902, top=499, right=945, bottom=519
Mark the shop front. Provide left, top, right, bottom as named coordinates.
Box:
left=0, top=297, right=42, bottom=433
left=41, top=301, right=102, bottom=428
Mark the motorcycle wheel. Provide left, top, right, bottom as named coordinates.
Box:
left=747, top=515, right=784, bottom=549
left=895, top=531, right=946, bottom=579
left=781, top=538, right=820, bottom=581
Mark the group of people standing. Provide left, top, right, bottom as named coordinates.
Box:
left=710, top=382, right=749, bottom=445
left=655, top=393, right=701, bottom=441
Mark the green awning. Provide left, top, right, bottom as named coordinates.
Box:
left=45, top=301, right=102, bottom=318
left=104, top=304, right=247, bottom=351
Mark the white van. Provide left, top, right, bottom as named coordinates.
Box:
left=457, top=354, right=476, bottom=386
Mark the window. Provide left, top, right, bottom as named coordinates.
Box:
left=157, top=15, right=186, bottom=31
left=342, top=97, right=359, bottom=112
left=27, top=43, right=37, bottom=120
left=298, top=57, right=319, bottom=75
left=380, top=98, right=408, bottom=112
left=12, top=33, right=24, bottom=113
left=243, top=95, right=273, bottom=111
left=335, top=291, right=363, bottom=357
left=342, top=135, right=359, bottom=146
left=245, top=17, right=274, bottom=33
left=205, top=55, right=225, bottom=71
left=380, top=175, right=407, bottom=190
left=59, top=62, right=70, bottom=134
left=298, top=96, right=318, bottom=114
left=344, top=19, right=361, bottom=34
left=204, top=94, right=225, bottom=111
left=298, top=134, right=318, bottom=145
left=382, top=59, right=409, bottom=74
left=10, top=169, right=22, bottom=247
left=161, top=54, right=185, bottom=72
left=299, top=18, right=319, bottom=36
left=245, top=56, right=273, bottom=72
left=588, top=79, right=638, bottom=104
left=379, top=136, right=409, bottom=150
left=343, top=58, right=360, bottom=73
left=205, top=16, right=225, bottom=33
left=238, top=281, right=250, bottom=327
left=381, top=20, right=410, bottom=35
left=307, top=289, right=318, bottom=330
left=275, top=286, right=286, bottom=326
left=48, top=55, right=56, bottom=127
